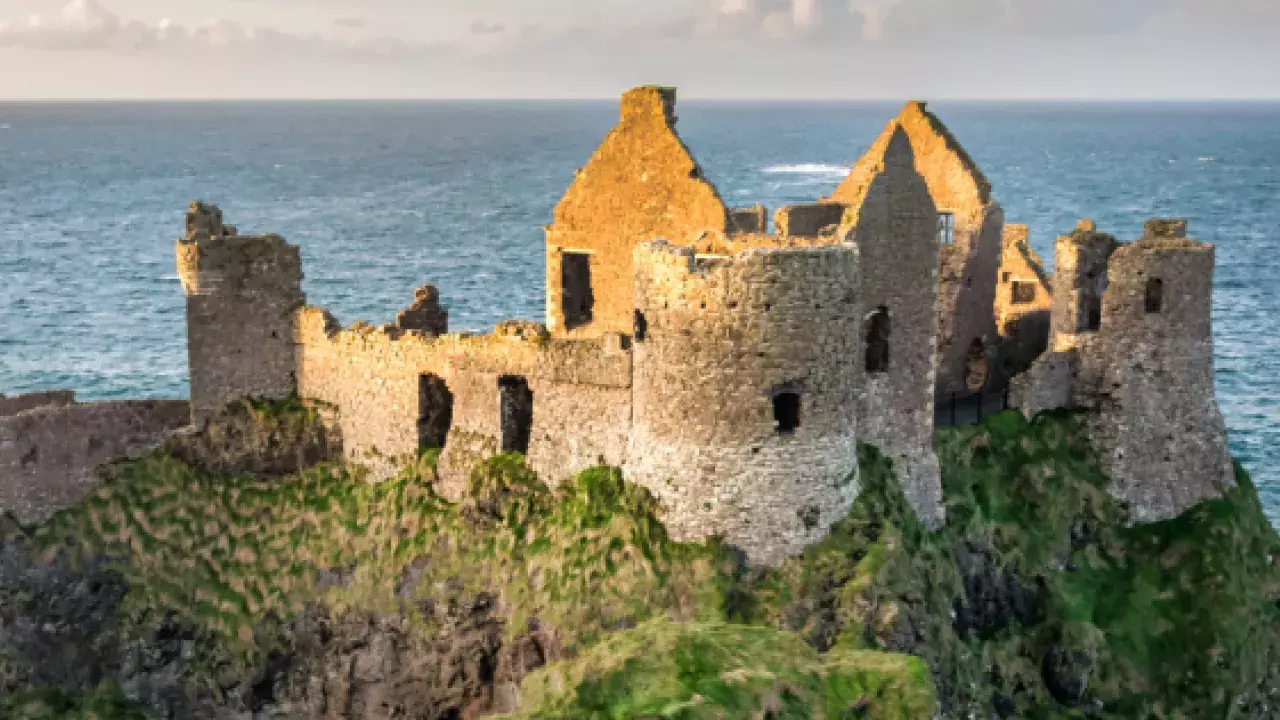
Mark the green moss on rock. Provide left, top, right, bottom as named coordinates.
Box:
left=501, top=619, right=936, bottom=719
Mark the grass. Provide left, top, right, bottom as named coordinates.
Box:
left=500, top=619, right=936, bottom=719
left=12, top=403, right=1280, bottom=718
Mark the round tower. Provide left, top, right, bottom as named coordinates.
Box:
left=626, top=241, right=862, bottom=566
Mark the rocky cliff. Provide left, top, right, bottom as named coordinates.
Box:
left=2, top=401, right=1278, bottom=719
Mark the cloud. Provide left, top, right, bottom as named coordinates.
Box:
left=0, top=0, right=452, bottom=59
left=470, top=21, right=506, bottom=36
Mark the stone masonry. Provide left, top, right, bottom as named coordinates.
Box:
left=177, top=201, right=306, bottom=425
left=839, top=128, right=944, bottom=528
left=829, top=101, right=1004, bottom=400
left=994, top=223, right=1053, bottom=379
left=0, top=393, right=190, bottom=524
left=627, top=242, right=862, bottom=565
left=1013, top=220, right=1235, bottom=522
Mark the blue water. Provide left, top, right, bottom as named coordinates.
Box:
left=1, top=101, right=1277, bottom=521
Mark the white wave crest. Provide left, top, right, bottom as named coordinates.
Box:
left=761, top=163, right=851, bottom=176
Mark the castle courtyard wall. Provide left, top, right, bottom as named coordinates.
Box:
left=627, top=242, right=862, bottom=566
left=294, top=308, right=632, bottom=497
left=0, top=399, right=190, bottom=524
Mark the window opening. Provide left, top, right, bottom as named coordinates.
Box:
left=498, top=376, right=534, bottom=455
left=1011, top=281, right=1037, bottom=305
left=1145, top=278, right=1164, bottom=314
left=937, top=212, right=956, bottom=245
left=965, top=339, right=989, bottom=391
left=417, top=374, right=454, bottom=450
left=633, top=310, right=648, bottom=342
left=561, top=252, right=594, bottom=330
left=865, top=307, right=890, bottom=374
left=773, top=393, right=801, bottom=435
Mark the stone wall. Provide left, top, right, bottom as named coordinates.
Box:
left=994, top=224, right=1053, bottom=379
left=294, top=300, right=632, bottom=499
left=545, top=86, right=730, bottom=338
left=1016, top=220, right=1234, bottom=522
left=1050, top=220, right=1119, bottom=352
left=177, top=202, right=306, bottom=425
left=0, top=391, right=76, bottom=418
left=828, top=101, right=1003, bottom=399
left=0, top=399, right=190, bottom=524
left=628, top=241, right=862, bottom=566
left=1078, top=228, right=1234, bottom=522
left=842, top=128, right=944, bottom=529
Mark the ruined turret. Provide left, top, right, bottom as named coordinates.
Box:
left=1013, top=219, right=1235, bottom=521
left=176, top=201, right=305, bottom=424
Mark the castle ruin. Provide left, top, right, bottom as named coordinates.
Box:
left=0, top=86, right=1236, bottom=563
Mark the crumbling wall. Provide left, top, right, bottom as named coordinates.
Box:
left=729, top=205, right=768, bottom=234
left=1077, top=227, right=1234, bottom=521
left=773, top=203, right=846, bottom=238
left=841, top=128, right=944, bottom=528
left=829, top=101, right=1003, bottom=399
left=396, top=285, right=449, bottom=336
left=0, top=400, right=190, bottom=524
left=1050, top=220, right=1119, bottom=352
left=545, top=86, right=729, bottom=338
left=0, top=391, right=76, bottom=418
left=1015, top=220, right=1234, bottom=522
left=627, top=241, right=862, bottom=566
left=294, top=304, right=632, bottom=498
left=995, top=224, right=1053, bottom=379
left=177, top=202, right=305, bottom=425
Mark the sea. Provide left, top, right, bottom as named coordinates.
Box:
left=1, top=101, right=1277, bottom=524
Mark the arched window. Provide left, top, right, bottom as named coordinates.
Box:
left=498, top=376, right=534, bottom=455
left=773, top=393, right=801, bottom=435
left=865, top=307, right=890, bottom=374
left=1145, top=278, right=1164, bottom=314
left=417, top=374, right=454, bottom=450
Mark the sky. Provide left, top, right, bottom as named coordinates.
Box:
left=0, top=0, right=1278, bottom=99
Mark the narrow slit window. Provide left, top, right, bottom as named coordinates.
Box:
left=865, top=307, right=890, bottom=374
left=773, top=393, right=801, bottom=435
left=1081, top=297, right=1102, bottom=332
left=633, top=310, right=648, bottom=342
left=417, top=374, right=454, bottom=450
left=498, top=376, right=534, bottom=456
left=1011, top=281, right=1037, bottom=305
left=937, top=212, right=956, bottom=246
left=561, top=251, right=594, bottom=330
left=1145, top=278, right=1164, bottom=314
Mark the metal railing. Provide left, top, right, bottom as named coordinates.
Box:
left=935, top=385, right=1011, bottom=428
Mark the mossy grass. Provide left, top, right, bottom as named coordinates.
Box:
left=0, top=682, right=156, bottom=720
left=17, top=409, right=1280, bottom=718
left=500, top=619, right=936, bottom=719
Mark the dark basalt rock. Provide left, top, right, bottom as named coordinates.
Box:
left=1043, top=644, right=1094, bottom=707
left=952, top=538, right=1046, bottom=639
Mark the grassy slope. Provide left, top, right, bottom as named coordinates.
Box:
left=10, top=406, right=1280, bottom=718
